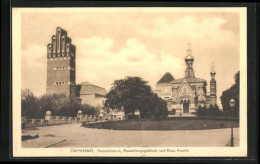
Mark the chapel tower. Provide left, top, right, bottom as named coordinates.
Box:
left=185, top=43, right=195, bottom=78
left=46, top=27, right=76, bottom=96
left=210, top=63, right=217, bottom=105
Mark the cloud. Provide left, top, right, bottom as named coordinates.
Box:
left=21, top=13, right=240, bottom=108
left=21, top=45, right=46, bottom=97
left=75, top=36, right=184, bottom=91
left=138, top=16, right=238, bottom=52
left=136, top=16, right=240, bottom=106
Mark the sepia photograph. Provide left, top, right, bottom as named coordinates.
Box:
left=12, top=7, right=247, bottom=157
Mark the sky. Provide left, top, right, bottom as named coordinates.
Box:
left=20, top=8, right=241, bottom=108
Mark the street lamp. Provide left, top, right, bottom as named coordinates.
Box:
left=229, top=98, right=235, bottom=147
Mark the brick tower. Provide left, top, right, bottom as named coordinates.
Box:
left=46, top=27, right=76, bottom=96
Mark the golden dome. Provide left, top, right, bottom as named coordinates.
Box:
left=185, top=54, right=194, bottom=60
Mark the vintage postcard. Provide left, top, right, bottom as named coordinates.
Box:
left=12, top=7, right=247, bottom=157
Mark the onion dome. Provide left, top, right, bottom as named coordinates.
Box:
left=185, top=54, right=194, bottom=61
left=210, top=63, right=216, bottom=75
left=210, top=63, right=216, bottom=74
left=185, top=43, right=194, bottom=61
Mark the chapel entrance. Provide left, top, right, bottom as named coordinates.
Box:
left=183, top=103, right=189, bottom=113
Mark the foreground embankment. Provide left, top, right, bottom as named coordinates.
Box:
left=82, top=117, right=239, bottom=130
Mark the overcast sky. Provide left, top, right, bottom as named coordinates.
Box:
left=20, top=8, right=240, bottom=108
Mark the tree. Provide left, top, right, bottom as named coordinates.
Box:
left=22, top=90, right=99, bottom=118
left=201, top=105, right=208, bottom=117
left=21, top=89, right=41, bottom=119
left=197, top=104, right=203, bottom=117
left=38, top=94, right=55, bottom=117
left=140, top=93, right=168, bottom=118
left=212, top=104, right=220, bottom=116
left=220, top=71, right=240, bottom=116
left=208, top=104, right=214, bottom=117
left=105, top=76, right=168, bottom=118
left=81, top=104, right=98, bottom=116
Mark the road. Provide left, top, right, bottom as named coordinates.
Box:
left=22, top=123, right=239, bottom=148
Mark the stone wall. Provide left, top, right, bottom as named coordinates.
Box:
left=22, top=116, right=79, bottom=128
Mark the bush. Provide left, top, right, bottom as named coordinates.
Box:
left=21, top=89, right=99, bottom=118
left=197, top=105, right=204, bottom=117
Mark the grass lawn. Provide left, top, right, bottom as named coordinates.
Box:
left=83, top=117, right=239, bottom=130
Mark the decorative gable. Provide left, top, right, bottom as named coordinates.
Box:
left=177, top=79, right=195, bottom=97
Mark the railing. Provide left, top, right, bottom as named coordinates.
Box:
left=22, top=114, right=126, bottom=129
left=22, top=116, right=80, bottom=128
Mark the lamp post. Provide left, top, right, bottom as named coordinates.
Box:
left=229, top=98, right=235, bottom=147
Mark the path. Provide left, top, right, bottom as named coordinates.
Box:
left=22, top=123, right=239, bottom=148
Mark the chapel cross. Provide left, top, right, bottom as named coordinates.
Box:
left=187, top=42, right=192, bottom=54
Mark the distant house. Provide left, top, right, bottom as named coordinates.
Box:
left=75, top=81, right=107, bottom=108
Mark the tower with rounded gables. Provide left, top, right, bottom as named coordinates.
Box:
left=210, top=63, right=217, bottom=105
left=46, top=27, right=76, bottom=95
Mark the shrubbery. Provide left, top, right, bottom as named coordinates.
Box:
left=197, top=104, right=221, bottom=118
left=21, top=89, right=98, bottom=119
